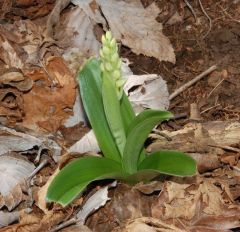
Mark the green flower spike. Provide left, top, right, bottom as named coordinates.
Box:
left=100, top=31, right=125, bottom=99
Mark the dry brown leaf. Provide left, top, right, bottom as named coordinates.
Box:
left=0, top=88, right=24, bottom=123
left=133, top=181, right=163, bottom=195
left=0, top=70, right=33, bottom=92
left=152, top=177, right=240, bottom=230
left=44, top=0, right=71, bottom=40
left=87, top=183, right=153, bottom=231
left=113, top=217, right=184, bottom=232
left=0, top=34, right=23, bottom=69
left=0, top=209, right=71, bottom=232
left=22, top=57, right=76, bottom=132
left=59, top=225, right=92, bottom=232
left=36, top=168, right=60, bottom=214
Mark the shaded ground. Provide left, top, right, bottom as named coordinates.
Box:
left=122, top=0, right=240, bottom=122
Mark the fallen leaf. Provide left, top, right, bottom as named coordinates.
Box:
left=0, top=125, right=61, bottom=162
left=22, top=57, right=76, bottom=132
left=112, top=217, right=184, bottom=232
left=77, top=182, right=116, bottom=224
left=36, top=168, right=60, bottom=214
left=0, top=70, right=33, bottom=92
left=152, top=177, right=240, bottom=230
left=56, top=6, right=101, bottom=59
left=71, top=0, right=175, bottom=63
left=64, top=92, right=85, bottom=128
left=59, top=225, right=92, bottom=232
left=0, top=154, right=35, bottom=211
left=68, top=130, right=100, bottom=154
left=0, top=211, right=19, bottom=228
left=124, top=74, right=170, bottom=113
left=0, top=34, right=23, bottom=68
left=0, top=88, right=24, bottom=123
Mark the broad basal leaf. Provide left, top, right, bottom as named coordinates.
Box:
left=78, top=58, right=121, bottom=162
left=102, top=74, right=126, bottom=155
left=138, top=150, right=197, bottom=176
left=46, top=156, right=124, bottom=206
left=120, top=92, right=135, bottom=132
left=122, top=110, right=172, bottom=174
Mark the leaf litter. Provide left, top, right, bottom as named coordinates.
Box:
left=0, top=0, right=239, bottom=231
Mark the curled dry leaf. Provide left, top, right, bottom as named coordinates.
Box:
left=72, top=0, right=175, bottom=63
left=0, top=70, right=33, bottom=92
left=0, top=88, right=24, bottom=123
left=0, top=154, right=35, bottom=211
left=68, top=130, right=100, bottom=154
left=152, top=177, right=240, bottom=231
left=124, top=74, right=170, bottom=113
left=0, top=125, right=61, bottom=162
left=77, top=182, right=116, bottom=224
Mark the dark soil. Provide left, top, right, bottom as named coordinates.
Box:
left=121, top=0, right=240, bottom=122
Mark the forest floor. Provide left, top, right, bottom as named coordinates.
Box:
left=0, top=0, right=239, bottom=231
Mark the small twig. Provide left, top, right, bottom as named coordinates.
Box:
left=208, top=144, right=240, bottom=153
left=184, top=0, right=197, bottom=22
left=152, top=129, right=172, bottom=141
left=219, top=5, right=240, bottom=24
left=207, top=78, right=224, bottom=98
left=169, top=65, right=217, bottom=100
left=50, top=217, right=77, bottom=232
left=233, top=166, right=240, bottom=172
left=28, top=159, right=49, bottom=180
left=198, top=0, right=212, bottom=38
left=200, top=104, right=220, bottom=114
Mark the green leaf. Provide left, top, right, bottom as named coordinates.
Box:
left=122, top=110, right=173, bottom=174
left=78, top=58, right=121, bottom=162
left=123, top=170, right=161, bottom=184
left=120, top=92, right=135, bottom=132
left=46, top=156, right=124, bottom=206
left=120, top=93, right=147, bottom=164
left=138, top=150, right=197, bottom=176
left=102, top=74, right=126, bottom=155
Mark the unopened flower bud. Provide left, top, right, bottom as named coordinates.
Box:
left=100, top=63, right=105, bottom=72
left=116, top=59, right=122, bottom=69
left=105, top=31, right=112, bottom=41
left=105, top=63, right=113, bottom=72
left=111, top=53, right=118, bottom=63
left=103, top=46, right=111, bottom=56
left=100, top=50, right=104, bottom=59
left=102, top=34, right=107, bottom=45
left=110, top=38, right=117, bottom=48
left=116, top=79, right=126, bottom=88
left=113, top=70, right=121, bottom=80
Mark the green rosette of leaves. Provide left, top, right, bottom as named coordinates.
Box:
left=46, top=31, right=197, bottom=207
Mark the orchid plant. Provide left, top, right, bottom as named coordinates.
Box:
left=46, top=32, right=196, bottom=206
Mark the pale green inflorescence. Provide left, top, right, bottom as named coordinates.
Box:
left=100, top=31, right=125, bottom=99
